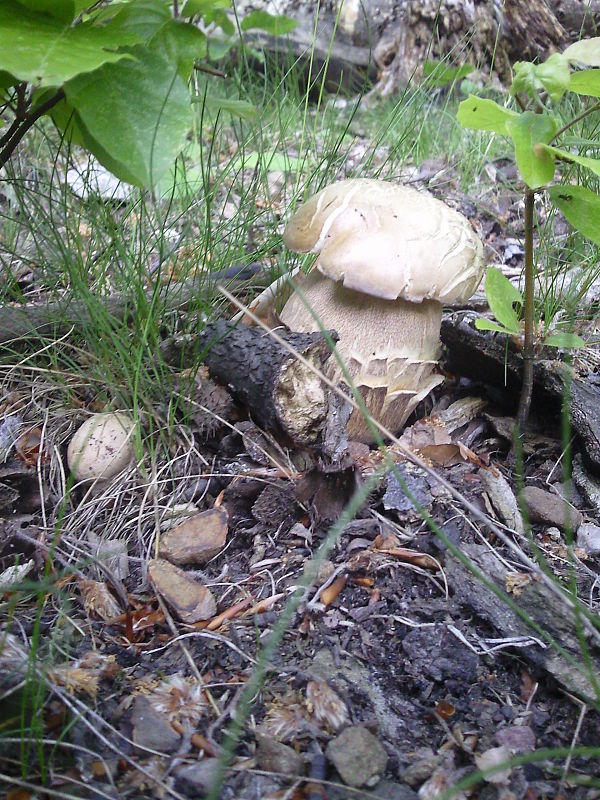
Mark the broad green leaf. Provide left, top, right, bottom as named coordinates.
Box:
left=511, top=54, right=571, bottom=103
left=548, top=184, right=600, bottom=244
left=47, top=96, right=89, bottom=147
left=475, top=319, right=520, bottom=335
left=423, top=60, right=473, bottom=87
left=457, top=95, right=517, bottom=134
left=206, top=36, right=235, bottom=60
left=483, top=266, right=523, bottom=334
left=540, top=144, right=600, bottom=179
left=0, top=1, right=135, bottom=86
left=569, top=69, right=600, bottom=97
left=240, top=10, right=297, bottom=35
left=0, top=70, right=16, bottom=89
left=505, top=111, right=558, bottom=188
left=544, top=332, right=587, bottom=348
left=197, top=94, right=257, bottom=120
left=564, top=38, right=600, bottom=67
left=181, top=0, right=230, bottom=16
left=149, top=19, right=207, bottom=80
left=65, top=48, right=192, bottom=188
left=15, top=0, right=77, bottom=21
left=105, top=0, right=171, bottom=43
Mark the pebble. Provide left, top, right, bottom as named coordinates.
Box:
left=577, top=522, right=600, bottom=555
left=255, top=733, right=305, bottom=776
left=520, top=486, right=582, bottom=531
left=131, top=695, right=181, bottom=754
left=326, top=725, right=388, bottom=788
left=174, top=758, right=221, bottom=794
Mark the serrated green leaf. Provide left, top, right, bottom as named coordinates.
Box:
left=540, top=144, right=600, bottom=178
left=569, top=69, right=600, bottom=97
left=505, top=111, right=558, bottom=188
left=423, top=60, right=473, bottom=87
left=483, top=266, right=523, bottom=334
left=564, top=38, right=600, bottom=67
left=65, top=47, right=192, bottom=188
left=0, top=1, right=136, bottom=86
left=240, top=10, right=297, bottom=34
left=197, top=94, right=257, bottom=120
left=181, top=0, right=230, bottom=16
left=149, top=19, right=207, bottom=80
left=544, top=332, right=587, bottom=348
left=475, top=319, right=519, bottom=335
left=548, top=184, right=600, bottom=244
left=511, top=54, right=570, bottom=103
left=457, top=95, right=517, bottom=134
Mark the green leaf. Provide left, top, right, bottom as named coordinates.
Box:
left=544, top=332, right=587, bottom=348
left=149, top=19, right=207, bottom=80
left=423, top=60, right=473, bottom=87
left=0, top=1, right=136, bottom=86
left=511, top=54, right=571, bottom=103
left=104, top=0, right=171, bottom=43
left=505, top=111, right=558, bottom=188
left=483, top=266, right=523, bottom=334
left=457, top=95, right=518, bottom=134
left=540, top=144, right=600, bottom=179
left=240, top=10, right=297, bottom=35
left=15, top=0, right=77, bottom=21
left=206, top=36, right=235, bottom=60
left=229, top=150, right=300, bottom=172
left=548, top=184, right=600, bottom=244
left=475, top=319, right=520, bottom=335
left=65, top=47, right=192, bottom=188
left=203, top=8, right=235, bottom=34
left=564, top=38, right=600, bottom=67
left=569, top=69, right=600, bottom=97
left=181, top=0, right=230, bottom=16
left=197, top=94, right=257, bottom=120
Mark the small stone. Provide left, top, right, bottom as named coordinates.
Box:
left=131, top=695, right=181, bottom=754
left=495, top=725, right=536, bottom=752
left=159, top=507, right=228, bottom=566
left=521, top=486, right=582, bottom=531
left=326, top=725, right=387, bottom=788
left=480, top=469, right=524, bottom=534
left=174, top=758, right=221, bottom=793
left=255, top=733, right=305, bottom=776
left=577, top=522, right=600, bottom=555
left=148, top=559, right=217, bottom=623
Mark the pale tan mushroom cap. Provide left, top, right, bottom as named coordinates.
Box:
left=283, top=178, right=484, bottom=304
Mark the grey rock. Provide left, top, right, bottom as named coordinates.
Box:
left=480, top=469, right=524, bottom=534
left=577, top=522, right=600, bottom=555
left=521, top=486, right=582, bottom=531
left=131, top=696, right=181, bottom=754
left=255, top=733, right=305, bottom=776
left=573, top=454, right=600, bottom=517
left=326, top=726, right=388, bottom=788
left=495, top=725, right=536, bottom=753
left=174, top=758, right=221, bottom=794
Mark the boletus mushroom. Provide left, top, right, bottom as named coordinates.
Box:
left=279, top=178, right=485, bottom=442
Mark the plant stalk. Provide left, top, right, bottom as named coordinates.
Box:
left=516, top=188, right=535, bottom=434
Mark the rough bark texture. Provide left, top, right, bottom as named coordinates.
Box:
left=161, top=320, right=343, bottom=449
left=238, top=0, right=600, bottom=94
left=441, top=311, right=600, bottom=474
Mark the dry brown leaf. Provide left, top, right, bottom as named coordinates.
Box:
left=320, top=574, right=347, bottom=606
left=78, top=579, right=122, bottom=621
left=306, top=680, right=348, bottom=731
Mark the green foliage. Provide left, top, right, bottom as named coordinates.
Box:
left=422, top=60, right=474, bottom=88
left=476, top=267, right=586, bottom=348
left=458, top=38, right=600, bottom=369
left=0, top=0, right=296, bottom=189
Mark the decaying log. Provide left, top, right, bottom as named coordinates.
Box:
left=441, top=311, right=600, bottom=474
left=0, top=265, right=263, bottom=346
left=446, top=541, right=600, bottom=701
left=161, top=320, right=349, bottom=451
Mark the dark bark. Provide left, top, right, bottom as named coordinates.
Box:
left=161, top=320, right=344, bottom=449
left=441, top=311, right=600, bottom=474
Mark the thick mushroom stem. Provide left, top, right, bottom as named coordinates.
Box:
left=279, top=269, right=445, bottom=442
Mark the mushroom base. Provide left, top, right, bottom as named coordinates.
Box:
left=279, top=269, right=444, bottom=443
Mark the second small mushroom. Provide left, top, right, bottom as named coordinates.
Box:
left=279, top=178, right=485, bottom=442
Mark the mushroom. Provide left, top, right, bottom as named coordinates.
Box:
left=279, top=178, right=485, bottom=442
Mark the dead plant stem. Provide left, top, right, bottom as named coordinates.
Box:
left=516, top=188, right=535, bottom=434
